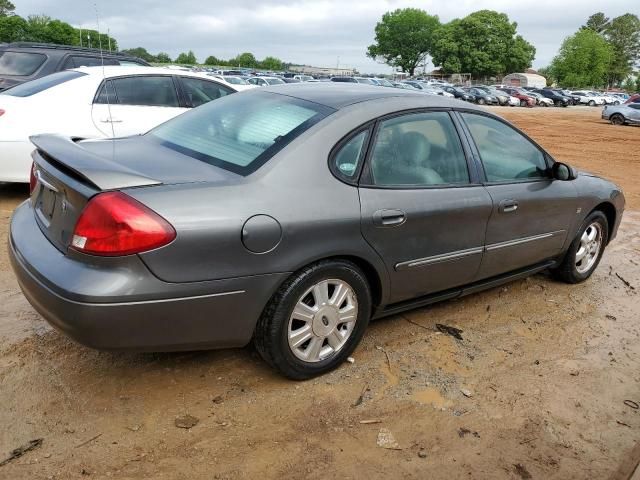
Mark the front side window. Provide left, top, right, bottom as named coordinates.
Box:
left=149, top=91, right=333, bottom=175
left=180, top=77, right=233, bottom=107
left=332, top=129, right=369, bottom=180
left=461, top=113, right=547, bottom=182
left=369, top=111, right=470, bottom=187
left=1, top=70, right=86, bottom=97
left=111, top=76, right=179, bottom=107
left=0, top=52, right=47, bottom=76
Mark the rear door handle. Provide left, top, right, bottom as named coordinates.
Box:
left=499, top=199, right=519, bottom=213
left=373, top=209, right=406, bottom=227
left=100, top=118, right=123, bottom=123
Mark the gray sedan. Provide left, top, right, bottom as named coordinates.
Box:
left=602, top=103, right=640, bottom=126
left=10, top=84, right=625, bottom=379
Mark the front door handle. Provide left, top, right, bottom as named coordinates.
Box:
left=499, top=199, right=519, bottom=213
left=100, top=118, right=123, bottom=123
left=373, top=209, right=406, bottom=227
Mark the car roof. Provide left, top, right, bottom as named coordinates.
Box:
left=72, top=66, right=218, bottom=80
left=259, top=82, right=480, bottom=110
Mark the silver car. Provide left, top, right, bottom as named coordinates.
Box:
left=10, top=84, right=625, bottom=379
left=602, top=103, right=640, bottom=126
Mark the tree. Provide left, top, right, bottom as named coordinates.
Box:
left=175, top=50, right=197, bottom=64
left=260, top=56, right=283, bottom=70
left=121, top=47, right=157, bottom=63
left=0, top=14, right=27, bottom=42
left=232, top=52, right=257, bottom=67
left=583, top=12, right=610, bottom=33
left=204, top=55, right=222, bottom=65
left=623, top=76, right=636, bottom=92
left=367, top=8, right=440, bottom=76
left=604, top=14, right=640, bottom=84
left=431, top=10, right=535, bottom=77
left=0, top=0, right=15, bottom=17
left=549, top=29, right=612, bottom=87
left=156, top=52, right=172, bottom=63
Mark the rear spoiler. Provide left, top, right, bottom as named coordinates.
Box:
left=30, top=134, right=161, bottom=190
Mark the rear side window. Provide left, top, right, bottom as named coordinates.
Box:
left=461, top=113, right=547, bottom=182
left=1, top=70, right=87, bottom=97
left=94, top=80, right=116, bottom=104
left=62, top=56, right=119, bottom=69
left=111, top=76, right=179, bottom=107
left=180, top=77, right=233, bottom=107
left=369, top=111, right=469, bottom=187
left=149, top=91, right=333, bottom=175
left=332, top=129, right=369, bottom=180
left=0, top=52, right=47, bottom=76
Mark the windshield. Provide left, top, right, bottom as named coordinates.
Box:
left=1, top=70, right=87, bottom=97
left=149, top=91, right=334, bottom=175
left=223, top=76, right=248, bottom=85
left=265, top=77, right=285, bottom=85
left=0, top=51, right=47, bottom=76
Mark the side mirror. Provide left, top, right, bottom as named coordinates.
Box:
left=552, top=162, right=577, bottom=181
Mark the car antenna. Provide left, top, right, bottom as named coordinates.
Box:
left=95, top=3, right=115, bottom=139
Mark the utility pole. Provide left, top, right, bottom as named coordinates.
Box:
left=87, top=33, right=91, bottom=49
left=107, top=28, right=111, bottom=51
left=79, top=26, right=82, bottom=47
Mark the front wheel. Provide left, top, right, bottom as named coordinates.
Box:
left=554, top=211, right=608, bottom=284
left=588, top=100, right=596, bottom=107
left=610, top=114, right=625, bottom=126
left=477, top=98, right=486, bottom=105
left=254, top=260, right=372, bottom=379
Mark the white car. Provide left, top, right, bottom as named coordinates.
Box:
left=571, top=91, right=605, bottom=106
left=247, top=76, right=286, bottom=87
left=0, top=66, right=249, bottom=182
left=206, top=74, right=254, bottom=89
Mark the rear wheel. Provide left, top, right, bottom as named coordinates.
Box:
left=477, top=98, right=486, bottom=105
left=610, top=114, right=625, bottom=126
left=554, top=211, right=608, bottom=284
left=254, top=260, right=371, bottom=379
left=588, top=100, right=596, bottom=107
left=520, top=99, right=527, bottom=107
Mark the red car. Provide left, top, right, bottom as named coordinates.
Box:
left=502, top=87, right=536, bottom=107
left=624, top=94, right=640, bottom=104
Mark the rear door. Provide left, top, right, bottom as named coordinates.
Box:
left=458, top=111, right=578, bottom=280
left=357, top=110, right=493, bottom=304
left=627, top=104, right=640, bottom=122
left=92, top=75, right=187, bottom=137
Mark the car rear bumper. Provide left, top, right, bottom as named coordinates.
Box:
left=9, top=200, right=288, bottom=351
left=0, top=140, right=34, bottom=183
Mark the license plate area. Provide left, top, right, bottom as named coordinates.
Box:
left=34, top=185, right=57, bottom=227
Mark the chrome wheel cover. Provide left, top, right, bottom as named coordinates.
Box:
left=575, top=222, right=603, bottom=274
left=287, top=279, right=358, bottom=363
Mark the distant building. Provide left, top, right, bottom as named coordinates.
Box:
left=289, top=65, right=357, bottom=77
left=502, top=73, right=547, bottom=88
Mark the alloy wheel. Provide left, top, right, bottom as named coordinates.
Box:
left=575, top=222, right=603, bottom=274
left=287, top=279, right=358, bottom=363
left=611, top=114, right=625, bottom=126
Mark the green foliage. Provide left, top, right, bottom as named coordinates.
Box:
left=0, top=0, right=15, bottom=17
left=121, top=47, right=157, bottom=62
left=204, top=55, right=221, bottom=66
left=536, top=66, right=553, bottom=86
left=548, top=29, right=613, bottom=88
left=260, top=56, right=283, bottom=71
left=156, top=52, right=171, bottom=63
left=604, top=14, right=640, bottom=84
left=431, top=10, right=535, bottom=77
left=622, top=76, right=636, bottom=93
left=175, top=50, right=197, bottom=65
left=583, top=12, right=610, bottom=34
left=0, top=14, right=27, bottom=42
left=367, top=8, right=440, bottom=76
left=231, top=52, right=257, bottom=67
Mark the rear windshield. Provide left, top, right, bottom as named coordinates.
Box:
left=0, top=51, right=47, bottom=76
left=149, top=91, right=333, bottom=175
left=0, top=70, right=87, bottom=97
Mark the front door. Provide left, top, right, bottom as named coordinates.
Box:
left=358, top=110, right=493, bottom=304
left=458, top=112, right=578, bottom=280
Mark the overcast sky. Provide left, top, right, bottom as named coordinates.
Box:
left=14, top=0, right=636, bottom=73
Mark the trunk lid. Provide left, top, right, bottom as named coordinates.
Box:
left=30, top=134, right=238, bottom=252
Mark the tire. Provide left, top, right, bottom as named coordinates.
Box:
left=610, top=114, right=625, bottom=126
left=254, top=259, right=372, bottom=380
left=520, top=100, right=527, bottom=107
left=554, top=211, right=609, bottom=284
left=477, top=98, right=485, bottom=105
left=588, top=100, right=596, bottom=107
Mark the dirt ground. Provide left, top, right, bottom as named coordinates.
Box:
left=0, top=107, right=639, bottom=480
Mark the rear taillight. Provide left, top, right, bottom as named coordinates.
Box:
left=29, top=163, right=37, bottom=195
left=0, top=109, right=5, bottom=117
left=71, top=192, right=176, bottom=256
